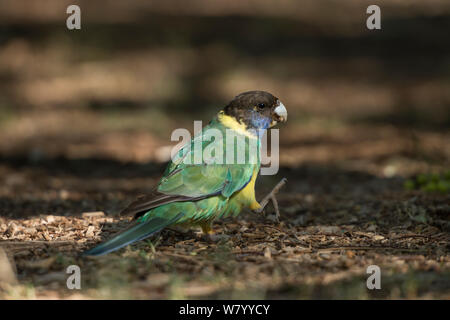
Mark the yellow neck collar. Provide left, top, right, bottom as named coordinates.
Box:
left=217, top=111, right=257, bottom=138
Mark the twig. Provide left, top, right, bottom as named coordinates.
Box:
left=258, top=178, right=287, bottom=210
left=255, top=178, right=287, bottom=221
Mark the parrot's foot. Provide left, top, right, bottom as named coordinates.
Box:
left=254, top=177, right=287, bottom=222
left=199, top=222, right=229, bottom=242
left=204, top=233, right=231, bottom=243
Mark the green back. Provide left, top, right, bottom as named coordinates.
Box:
left=158, top=117, right=261, bottom=199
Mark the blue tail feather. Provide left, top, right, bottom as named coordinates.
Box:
left=83, top=213, right=184, bottom=256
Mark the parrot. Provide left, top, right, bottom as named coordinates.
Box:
left=84, top=91, right=287, bottom=256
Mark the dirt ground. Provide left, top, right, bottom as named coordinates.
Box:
left=0, top=0, right=449, bottom=299
left=0, top=118, right=448, bottom=299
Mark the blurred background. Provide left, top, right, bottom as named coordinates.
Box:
left=0, top=0, right=448, bottom=170
left=0, top=0, right=449, bottom=299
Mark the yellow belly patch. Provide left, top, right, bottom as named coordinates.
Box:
left=233, top=168, right=261, bottom=210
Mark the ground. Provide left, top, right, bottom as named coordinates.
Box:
left=0, top=119, right=448, bottom=299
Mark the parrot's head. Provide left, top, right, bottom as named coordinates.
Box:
left=223, top=91, right=287, bottom=130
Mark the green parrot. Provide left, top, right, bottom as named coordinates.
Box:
left=84, top=91, right=287, bottom=256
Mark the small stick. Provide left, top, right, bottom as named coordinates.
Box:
left=271, top=194, right=280, bottom=222
left=255, top=178, right=287, bottom=221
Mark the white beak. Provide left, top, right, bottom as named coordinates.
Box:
left=274, top=101, right=287, bottom=122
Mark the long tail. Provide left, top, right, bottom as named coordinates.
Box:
left=83, top=213, right=184, bottom=256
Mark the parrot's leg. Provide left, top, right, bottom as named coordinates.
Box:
left=199, top=221, right=230, bottom=242
left=254, top=177, right=287, bottom=222
left=200, top=221, right=214, bottom=235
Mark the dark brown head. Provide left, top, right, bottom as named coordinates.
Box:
left=223, top=91, right=287, bottom=130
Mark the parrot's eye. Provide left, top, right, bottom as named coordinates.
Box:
left=257, top=103, right=265, bottom=110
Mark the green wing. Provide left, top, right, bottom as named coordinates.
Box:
left=158, top=118, right=259, bottom=198
left=121, top=118, right=260, bottom=219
